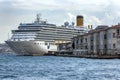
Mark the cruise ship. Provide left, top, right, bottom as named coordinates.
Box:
left=6, top=14, right=86, bottom=56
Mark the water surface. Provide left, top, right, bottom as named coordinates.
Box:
left=0, top=53, right=120, bottom=80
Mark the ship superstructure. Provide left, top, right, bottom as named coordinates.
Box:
left=6, top=14, right=86, bottom=55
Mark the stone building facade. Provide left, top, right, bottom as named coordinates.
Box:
left=73, top=24, right=120, bottom=56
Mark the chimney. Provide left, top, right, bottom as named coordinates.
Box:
left=91, top=25, right=93, bottom=29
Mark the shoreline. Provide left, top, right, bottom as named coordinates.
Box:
left=45, top=53, right=120, bottom=59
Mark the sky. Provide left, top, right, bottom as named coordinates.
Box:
left=0, top=0, right=120, bottom=43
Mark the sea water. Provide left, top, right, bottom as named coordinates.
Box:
left=0, top=53, right=120, bottom=80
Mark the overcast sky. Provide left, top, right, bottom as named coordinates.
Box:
left=0, top=0, right=120, bottom=43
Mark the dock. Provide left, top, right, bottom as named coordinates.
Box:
left=46, top=51, right=120, bottom=59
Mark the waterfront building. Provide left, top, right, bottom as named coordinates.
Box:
left=73, top=24, right=120, bottom=56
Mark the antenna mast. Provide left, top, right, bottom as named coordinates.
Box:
left=8, top=33, right=9, bottom=40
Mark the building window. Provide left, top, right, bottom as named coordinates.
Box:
left=113, top=33, right=115, bottom=38
left=117, top=29, right=119, bottom=35
left=104, top=34, right=107, bottom=39
left=91, top=46, right=93, bottom=50
left=85, top=38, right=87, bottom=42
left=113, top=44, right=116, bottom=48
left=76, top=40, right=78, bottom=44
left=91, top=37, right=93, bottom=41
left=104, top=44, right=107, bottom=49
left=97, top=45, right=99, bottom=48
left=81, top=39, right=83, bottom=43
left=85, top=46, right=88, bottom=49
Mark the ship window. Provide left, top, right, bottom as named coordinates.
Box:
left=50, top=43, right=54, bottom=45
left=47, top=46, right=50, bottom=49
left=45, top=43, right=47, bottom=45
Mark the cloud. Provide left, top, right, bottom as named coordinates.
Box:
left=0, top=0, right=3, bottom=2
left=0, top=26, right=12, bottom=43
left=0, top=0, right=120, bottom=43
left=91, top=16, right=102, bottom=24
left=9, top=0, right=60, bottom=10
left=67, top=13, right=76, bottom=22
left=0, top=0, right=111, bottom=11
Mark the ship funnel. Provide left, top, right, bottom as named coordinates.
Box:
left=76, top=15, right=84, bottom=27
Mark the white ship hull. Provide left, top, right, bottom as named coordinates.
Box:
left=6, top=41, right=57, bottom=56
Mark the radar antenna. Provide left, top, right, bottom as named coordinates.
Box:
left=36, top=13, right=41, bottom=22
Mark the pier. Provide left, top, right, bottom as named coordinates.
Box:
left=46, top=51, right=120, bottom=59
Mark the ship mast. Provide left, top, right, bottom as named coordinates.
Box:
left=8, top=33, right=9, bottom=40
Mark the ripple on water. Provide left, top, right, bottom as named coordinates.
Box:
left=0, top=54, right=120, bottom=80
